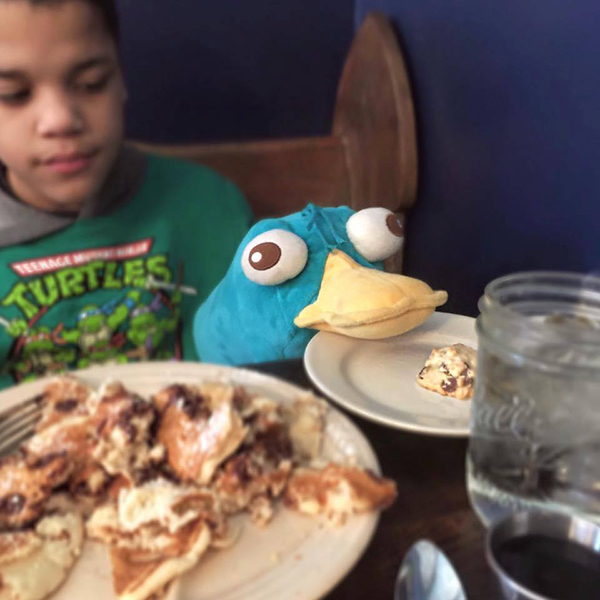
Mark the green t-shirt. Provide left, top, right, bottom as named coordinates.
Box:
left=0, top=153, right=252, bottom=388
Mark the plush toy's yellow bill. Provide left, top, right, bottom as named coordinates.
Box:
left=294, top=250, right=448, bottom=339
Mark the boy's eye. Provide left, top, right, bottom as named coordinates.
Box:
left=75, top=74, right=111, bottom=93
left=0, top=90, right=30, bottom=105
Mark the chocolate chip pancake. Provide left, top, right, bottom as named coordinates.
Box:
left=0, top=374, right=397, bottom=600
left=0, top=498, right=83, bottom=600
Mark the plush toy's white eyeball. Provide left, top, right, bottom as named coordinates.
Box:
left=346, top=207, right=404, bottom=262
left=241, top=229, right=308, bottom=285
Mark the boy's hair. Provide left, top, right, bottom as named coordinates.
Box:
left=11, top=0, right=120, bottom=44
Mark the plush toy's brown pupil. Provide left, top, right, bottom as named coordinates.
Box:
left=249, top=242, right=282, bottom=271
left=386, top=214, right=404, bottom=237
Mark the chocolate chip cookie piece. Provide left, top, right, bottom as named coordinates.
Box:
left=417, top=343, right=477, bottom=400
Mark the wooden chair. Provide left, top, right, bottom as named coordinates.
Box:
left=133, top=12, right=417, bottom=272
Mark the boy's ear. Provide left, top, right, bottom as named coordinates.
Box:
left=117, top=71, right=128, bottom=102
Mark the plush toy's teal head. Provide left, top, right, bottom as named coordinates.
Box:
left=194, top=204, right=446, bottom=365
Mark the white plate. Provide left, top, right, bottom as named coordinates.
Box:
left=0, top=362, right=381, bottom=600
left=304, top=312, right=477, bottom=437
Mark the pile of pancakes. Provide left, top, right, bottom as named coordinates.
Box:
left=0, top=376, right=397, bottom=600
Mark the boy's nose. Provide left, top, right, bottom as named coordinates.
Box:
left=36, top=92, right=84, bottom=138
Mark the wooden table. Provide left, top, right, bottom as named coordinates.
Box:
left=250, top=359, right=502, bottom=599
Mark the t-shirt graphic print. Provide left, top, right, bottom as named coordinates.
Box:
left=1, top=238, right=187, bottom=383
left=0, top=153, right=253, bottom=390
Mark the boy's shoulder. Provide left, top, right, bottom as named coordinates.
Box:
left=118, top=148, right=253, bottom=232
left=142, top=151, right=238, bottom=194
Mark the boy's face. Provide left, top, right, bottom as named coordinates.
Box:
left=0, top=0, right=126, bottom=212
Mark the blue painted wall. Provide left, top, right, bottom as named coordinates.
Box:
left=118, top=1, right=599, bottom=315
left=357, top=0, right=600, bottom=315
left=118, top=1, right=353, bottom=143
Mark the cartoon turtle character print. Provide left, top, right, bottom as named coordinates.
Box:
left=0, top=241, right=196, bottom=383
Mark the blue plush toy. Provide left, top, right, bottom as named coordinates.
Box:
left=193, top=204, right=447, bottom=365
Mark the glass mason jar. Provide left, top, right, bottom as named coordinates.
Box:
left=467, top=272, right=600, bottom=527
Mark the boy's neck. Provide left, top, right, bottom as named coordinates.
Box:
left=0, top=145, right=147, bottom=247
left=0, top=167, right=79, bottom=217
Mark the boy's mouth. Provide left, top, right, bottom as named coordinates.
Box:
left=40, top=149, right=99, bottom=175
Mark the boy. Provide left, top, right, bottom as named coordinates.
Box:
left=0, top=0, right=253, bottom=387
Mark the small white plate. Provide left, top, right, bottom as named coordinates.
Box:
left=0, top=362, right=381, bottom=600
left=303, top=312, right=477, bottom=437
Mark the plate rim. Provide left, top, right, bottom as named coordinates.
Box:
left=303, top=312, right=476, bottom=438
left=0, top=361, right=382, bottom=600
